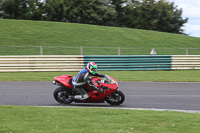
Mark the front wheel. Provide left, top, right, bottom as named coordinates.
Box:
left=105, top=91, right=125, bottom=105
left=53, top=86, right=73, bottom=104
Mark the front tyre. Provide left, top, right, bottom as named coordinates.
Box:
left=53, top=86, right=73, bottom=104
left=105, top=91, right=125, bottom=105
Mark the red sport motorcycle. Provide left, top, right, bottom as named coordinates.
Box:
left=53, top=74, right=125, bottom=105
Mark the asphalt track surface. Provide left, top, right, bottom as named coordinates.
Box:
left=0, top=81, right=200, bottom=112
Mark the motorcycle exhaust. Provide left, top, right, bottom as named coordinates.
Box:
left=53, top=80, right=62, bottom=86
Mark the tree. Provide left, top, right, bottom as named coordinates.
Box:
left=42, top=0, right=117, bottom=26
left=0, top=0, right=22, bottom=19
left=109, top=0, right=125, bottom=26
left=121, top=0, right=188, bottom=34
left=43, top=0, right=66, bottom=21
left=64, top=0, right=117, bottom=26
left=155, top=0, right=187, bottom=33
left=116, top=0, right=140, bottom=27
left=0, top=0, right=44, bottom=20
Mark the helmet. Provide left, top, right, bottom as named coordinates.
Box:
left=86, top=62, right=97, bottom=74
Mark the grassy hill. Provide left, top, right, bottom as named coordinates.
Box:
left=1, top=19, right=200, bottom=55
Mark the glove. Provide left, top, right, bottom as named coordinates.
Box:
left=101, top=74, right=106, bottom=77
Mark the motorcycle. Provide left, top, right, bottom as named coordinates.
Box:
left=53, top=74, right=125, bottom=105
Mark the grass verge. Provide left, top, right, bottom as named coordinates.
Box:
left=0, top=106, right=200, bottom=133
left=0, top=70, right=200, bottom=82
left=1, top=19, right=200, bottom=55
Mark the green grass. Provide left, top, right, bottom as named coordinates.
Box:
left=1, top=19, right=200, bottom=55
left=1, top=19, right=200, bottom=133
left=0, top=106, right=200, bottom=133
left=1, top=70, right=200, bottom=82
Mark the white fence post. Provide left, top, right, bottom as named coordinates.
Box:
left=80, top=46, right=83, bottom=55
left=40, top=46, right=43, bottom=55
left=118, top=47, right=120, bottom=55
left=186, top=48, right=189, bottom=55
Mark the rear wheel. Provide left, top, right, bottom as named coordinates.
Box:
left=53, top=86, right=73, bottom=104
left=105, top=91, right=125, bottom=105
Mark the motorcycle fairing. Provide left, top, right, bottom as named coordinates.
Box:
left=54, top=75, right=73, bottom=88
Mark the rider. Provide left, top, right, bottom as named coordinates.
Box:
left=71, top=62, right=105, bottom=101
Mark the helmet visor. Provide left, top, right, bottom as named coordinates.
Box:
left=91, top=65, right=97, bottom=73
left=92, top=68, right=97, bottom=72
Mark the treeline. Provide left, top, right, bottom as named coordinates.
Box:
left=0, top=0, right=188, bottom=34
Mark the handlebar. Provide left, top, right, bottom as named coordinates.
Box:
left=95, top=80, right=111, bottom=90
left=95, top=80, right=101, bottom=86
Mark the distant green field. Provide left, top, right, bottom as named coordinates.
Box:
left=1, top=19, right=200, bottom=55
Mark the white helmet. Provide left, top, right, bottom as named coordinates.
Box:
left=86, top=62, right=97, bottom=74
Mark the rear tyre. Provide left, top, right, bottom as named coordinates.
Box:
left=53, top=86, right=73, bottom=104
left=105, top=91, right=125, bottom=105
